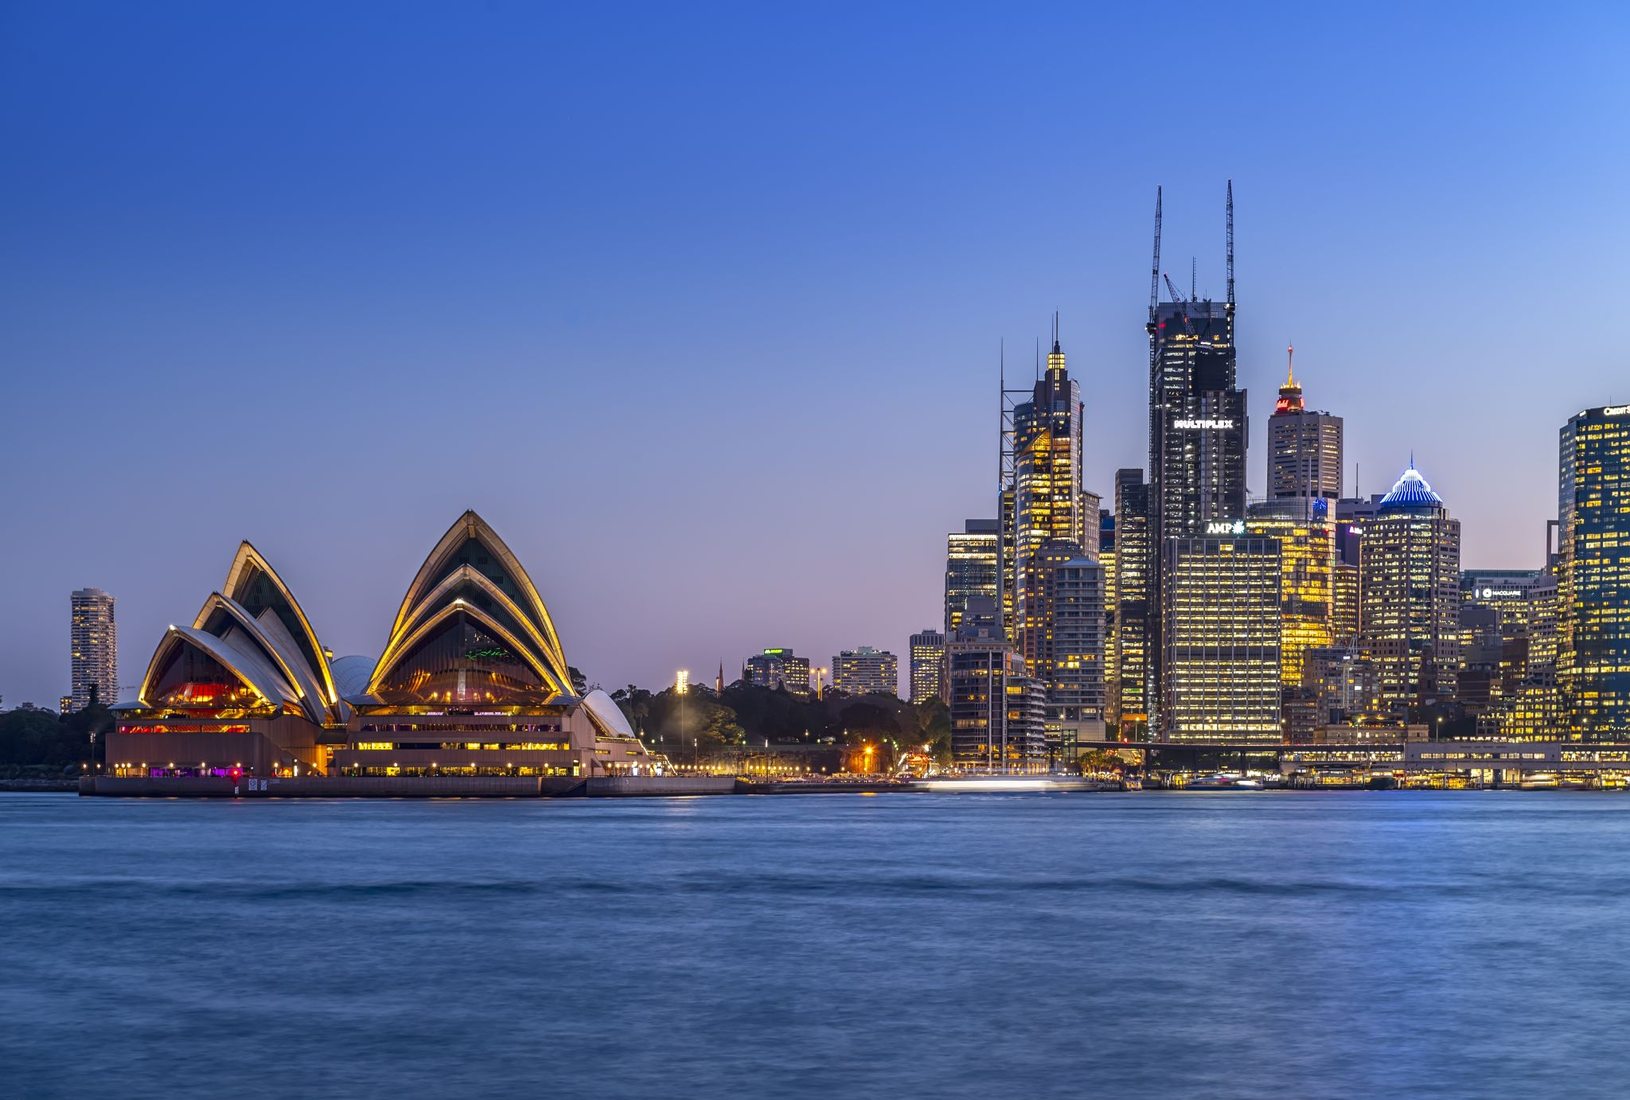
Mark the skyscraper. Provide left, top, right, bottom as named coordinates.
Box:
left=1159, top=534, right=1282, bottom=742
left=944, top=597, right=1047, bottom=771
left=908, top=629, right=945, bottom=704
left=832, top=646, right=899, bottom=697
left=1005, top=326, right=1089, bottom=637
left=69, top=587, right=117, bottom=711
left=1460, top=569, right=1546, bottom=733
left=1099, top=508, right=1118, bottom=729
left=945, top=519, right=999, bottom=636
left=1145, top=185, right=1248, bottom=736
left=1020, top=539, right=1107, bottom=754
left=1267, top=346, right=1343, bottom=508
left=1359, top=464, right=1462, bottom=716
left=1013, top=334, right=1087, bottom=545
left=1247, top=502, right=1336, bottom=690
left=1504, top=557, right=1564, bottom=740
left=1001, top=324, right=1107, bottom=752
left=1330, top=563, right=1361, bottom=647
left=1148, top=300, right=1246, bottom=542
left=1111, top=468, right=1151, bottom=737
left=1559, top=404, right=1630, bottom=737
left=1332, top=500, right=1375, bottom=647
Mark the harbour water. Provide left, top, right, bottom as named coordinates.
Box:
left=3, top=791, right=1628, bottom=1098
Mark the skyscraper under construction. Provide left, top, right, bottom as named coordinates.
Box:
left=1144, top=184, right=1250, bottom=739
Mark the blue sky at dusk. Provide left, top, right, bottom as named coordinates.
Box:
left=3, top=2, right=1628, bottom=704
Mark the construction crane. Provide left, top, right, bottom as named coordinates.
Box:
left=1146, top=187, right=1162, bottom=334
left=1163, top=273, right=1196, bottom=336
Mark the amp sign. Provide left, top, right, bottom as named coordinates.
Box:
left=1206, top=520, right=1246, bottom=536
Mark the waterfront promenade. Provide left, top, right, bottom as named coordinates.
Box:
left=67, top=738, right=1630, bottom=797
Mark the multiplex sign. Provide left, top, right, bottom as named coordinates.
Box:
left=1174, top=418, right=1236, bottom=430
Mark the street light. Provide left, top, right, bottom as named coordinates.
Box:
left=675, top=671, right=689, bottom=771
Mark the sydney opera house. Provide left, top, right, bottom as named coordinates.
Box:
left=105, top=512, right=661, bottom=786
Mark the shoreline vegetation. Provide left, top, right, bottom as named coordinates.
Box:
left=0, top=701, right=109, bottom=782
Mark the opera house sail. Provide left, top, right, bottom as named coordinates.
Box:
left=106, top=512, right=659, bottom=787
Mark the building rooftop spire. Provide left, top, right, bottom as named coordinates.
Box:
left=1044, top=313, right=1065, bottom=376
left=1379, top=460, right=1444, bottom=512
left=1273, top=342, right=1304, bottom=415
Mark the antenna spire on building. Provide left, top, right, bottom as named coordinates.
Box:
left=1273, top=343, right=1304, bottom=414
left=1225, top=179, right=1235, bottom=308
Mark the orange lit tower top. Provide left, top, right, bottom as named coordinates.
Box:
left=1273, top=344, right=1304, bottom=416
left=1266, top=343, right=1343, bottom=506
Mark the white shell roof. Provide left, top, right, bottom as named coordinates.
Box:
left=581, top=688, right=636, bottom=738
left=330, top=654, right=377, bottom=702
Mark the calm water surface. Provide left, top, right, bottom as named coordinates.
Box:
left=3, top=791, right=1628, bottom=1098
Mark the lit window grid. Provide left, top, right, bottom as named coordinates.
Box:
left=1358, top=509, right=1461, bottom=713
left=1160, top=538, right=1282, bottom=742
left=1560, top=410, right=1630, bottom=735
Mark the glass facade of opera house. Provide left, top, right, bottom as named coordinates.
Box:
left=106, top=512, right=660, bottom=780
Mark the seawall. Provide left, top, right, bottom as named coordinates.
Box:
left=78, top=774, right=741, bottom=798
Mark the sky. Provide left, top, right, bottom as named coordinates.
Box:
left=3, top=1, right=1629, bottom=706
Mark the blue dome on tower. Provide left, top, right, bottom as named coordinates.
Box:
left=1377, top=462, right=1444, bottom=512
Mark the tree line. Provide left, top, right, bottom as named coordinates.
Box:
left=0, top=702, right=112, bottom=774
left=610, top=681, right=951, bottom=762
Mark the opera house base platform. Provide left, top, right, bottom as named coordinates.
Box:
left=78, top=774, right=740, bottom=798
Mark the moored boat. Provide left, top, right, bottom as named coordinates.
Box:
left=918, top=773, right=1098, bottom=793
left=1186, top=773, right=1263, bottom=791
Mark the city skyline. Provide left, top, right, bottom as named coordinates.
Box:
left=4, top=5, right=1630, bottom=706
